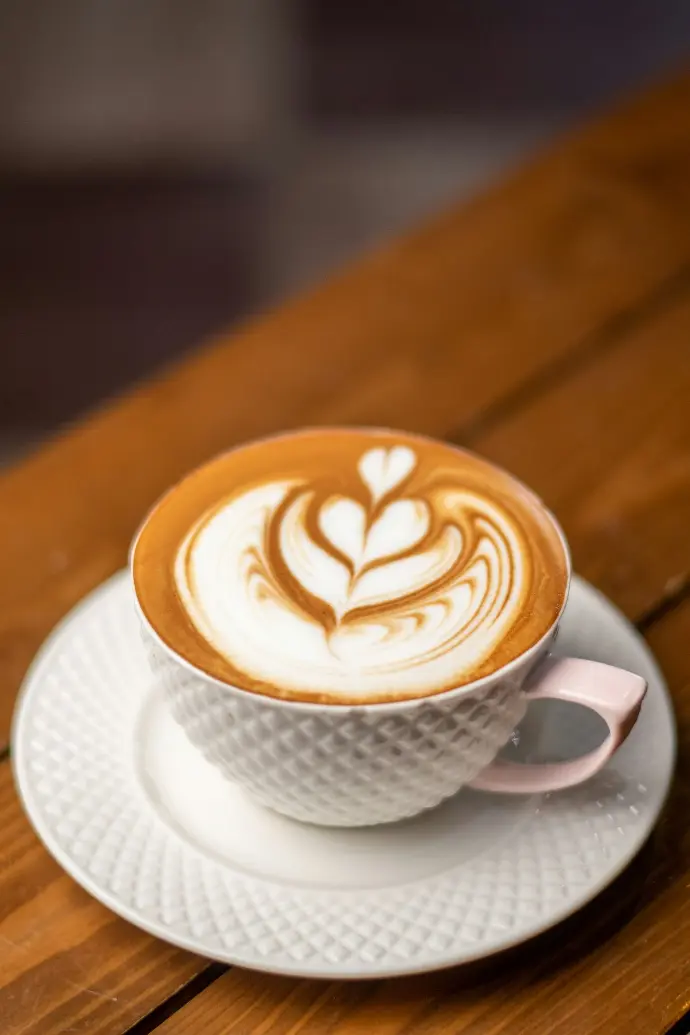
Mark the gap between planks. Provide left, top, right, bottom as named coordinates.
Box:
left=448, top=260, right=690, bottom=444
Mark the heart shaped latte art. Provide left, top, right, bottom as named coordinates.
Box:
left=174, top=445, right=529, bottom=700
left=357, top=445, right=416, bottom=502
left=318, top=496, right=430, bottom=566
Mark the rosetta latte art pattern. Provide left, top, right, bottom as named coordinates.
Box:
left=174, top=445, right=531, bottom=700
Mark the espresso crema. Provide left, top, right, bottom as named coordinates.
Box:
left=133, top=429, right=568, bottom=703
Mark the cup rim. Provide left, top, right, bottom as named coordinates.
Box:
left=133, top=581, right=570, bottom=712
left=131, top=427, right=572, bottom=712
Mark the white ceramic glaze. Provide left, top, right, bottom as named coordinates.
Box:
left=12, top=572, right=675, bottom=979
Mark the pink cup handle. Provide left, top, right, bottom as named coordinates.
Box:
left=469, top=657, right=647, bottom=794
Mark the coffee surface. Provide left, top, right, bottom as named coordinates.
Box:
left=133, top=429, right=568, bottom=703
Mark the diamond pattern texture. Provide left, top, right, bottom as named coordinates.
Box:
left=13, top=572, right=673, bottom=978
left=147, top=630, right=534, bottom=825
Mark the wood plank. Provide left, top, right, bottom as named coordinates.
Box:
left=3, top=70, right=690, bottom=1035
left=105, top=204, right=690, bottom=1035
left=142, top=593, right=690, bottom=1035
left=0, top=763, right=204, bottom=1035
left=465, top=281, right=690, bottom=620
left=4, top=275, right=690, bottom=1034
left=2, top=71, right=690, bottom=744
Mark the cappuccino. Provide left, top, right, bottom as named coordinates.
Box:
left=133, top=429, right=568, bottom=704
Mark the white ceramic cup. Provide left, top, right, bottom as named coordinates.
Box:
left=133, top=496, right=646, bottom=827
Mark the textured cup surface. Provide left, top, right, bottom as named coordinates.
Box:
left=141, top=625, right=555, bottom=826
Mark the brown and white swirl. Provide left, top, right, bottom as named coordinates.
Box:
left=174, top=445, right=531, bottom=701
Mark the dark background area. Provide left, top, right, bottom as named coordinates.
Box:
left=1, top=0, right=689, bottom=454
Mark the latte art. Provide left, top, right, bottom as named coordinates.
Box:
left=134, top=430, right=568, bottom=703
left=175, top=446, right=527, bottom=699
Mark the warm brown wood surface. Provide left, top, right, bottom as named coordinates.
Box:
left=0, top=767, right=202, bottom=1035
left=2, top=69, right=690, bottom=1034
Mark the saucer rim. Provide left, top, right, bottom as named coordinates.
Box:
left=11, top=571, right=676, bottom=979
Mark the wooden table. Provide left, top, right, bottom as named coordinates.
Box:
left=2, top=69, right=690, bottom=1035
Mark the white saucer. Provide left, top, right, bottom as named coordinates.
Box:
left=12, top=572, right=675, bottom=979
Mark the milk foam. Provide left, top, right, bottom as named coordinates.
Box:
left=174, top=445, right=529, bottom=700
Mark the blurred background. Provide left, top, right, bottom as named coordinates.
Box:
left=1, top=0, right=689, bottom=462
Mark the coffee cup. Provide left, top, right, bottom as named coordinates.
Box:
left=132, top=428, right=645, bottom=827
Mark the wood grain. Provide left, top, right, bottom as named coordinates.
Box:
left=0, top=763, right=204, bottom=1035
left=465, top=280, right=690, bottom=620
left=4, top=281, right=690, bottom=1035
left=1, top=71, right=690, bottom=744
left=151, top=598, right=690, bottom=1035
left=2, top=69, right=690, bottom=1035
left=102, top=247, right=690, bottom=1035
